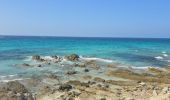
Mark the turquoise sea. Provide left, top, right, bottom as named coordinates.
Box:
left=0, top=36, right=170, bottom=81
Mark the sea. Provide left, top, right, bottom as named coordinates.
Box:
left=0, top=36, right=170, bottom=82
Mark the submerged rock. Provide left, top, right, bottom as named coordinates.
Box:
left=66, top=71, right=77, bottom=75
left=84, top=69, right=89, bottom=72
left=66, top=54, right=79, bottom=61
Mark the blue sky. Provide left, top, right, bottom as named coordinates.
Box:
left=0, top=0, right=170, bottom=38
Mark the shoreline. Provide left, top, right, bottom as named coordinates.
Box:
left=0, top=54, right=170, bottom=100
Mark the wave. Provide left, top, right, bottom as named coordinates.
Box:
left=155, top=56, right=163, bottom=60
left=79, top=56, right=113, bottom=63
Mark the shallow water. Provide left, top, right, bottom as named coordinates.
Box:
left=0, top=36, right=170, bottom=81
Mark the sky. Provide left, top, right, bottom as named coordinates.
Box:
left=0, top=0, right=170, bottom=38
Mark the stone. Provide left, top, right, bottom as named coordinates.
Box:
left=37, top=64, right=42, bottom=67
left=94, top=77, right=105, bottom=82
left=66, top=54, right=79, bottom=61
left=32, top=55, right=41, bottom=60
left=100, top=98, right=106, bottom=100
left=152, top=90, right=158, bottom=96
left=4, top=81, right=28, bottom=93
left=66, top=71, right=77, bottom=75
left=59, top=84, right=72, bottom=91
left=84, top=69, right=89, bottom=72
left=22, top=63, right=30, bottom=67
left=161, top=87, right=169, bottom=94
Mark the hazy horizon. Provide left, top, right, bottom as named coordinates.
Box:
left=0, top=0, right=170, bottom=38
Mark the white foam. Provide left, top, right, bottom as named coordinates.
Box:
left=155, top=56, right=163, bottom=60
left=162, top=51, right=166, bottom=54
left=23, top=56, right=32, bottom=61
left=80, top=56, right=113, bottom=63
left=0, top=78, right=30, bottom=83
left=162, top=54, right=168, bottom=57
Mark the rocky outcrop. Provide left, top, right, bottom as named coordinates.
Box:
left=66, top=54, right=79, bottom=61
left=0, top=81, right=34, bottom=100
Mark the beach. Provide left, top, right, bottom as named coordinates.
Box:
left=0, top=36, right=170, bottom=100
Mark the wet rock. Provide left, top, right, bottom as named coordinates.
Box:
left=84, top=69, right=89, bottom=72
left=22, top=63, right=30, bottom=67
left=3, top=81, right=28, bottom=93
left=51, top=55, right=58, bottom=59
left=48, top=74, right=59, bottom=79
left=66, top=54, right=79, bottom=61
left=37, top=64, right=42, bottom=67
left=94, top=77, right=105, bottom=82
left=66, top=71, right=77, bottom=75
left=32, top=55, right=41, bottom=60
left=74, top=63, right=86, bottom=67
left=59, top=84, right=72, bottom=91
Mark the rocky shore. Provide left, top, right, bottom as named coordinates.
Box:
left=0, top=54, right=170, bottom=100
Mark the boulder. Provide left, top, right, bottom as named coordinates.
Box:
left=84, top=69, right=89, bottom=72
left=66, top=54, right=79, bottom=61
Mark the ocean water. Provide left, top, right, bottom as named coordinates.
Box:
left=0, top=36, right=170, bottom=81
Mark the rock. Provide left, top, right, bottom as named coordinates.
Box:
left=100, top=98, right=106, bottom=100
left=67, top=80, right=89, bottom=87
left=0, top=81, right=34, bottom=100
left=94, top=77, right=105, bottom=82
left=84, top=69, right=89, bottom=72
left=22, top=63, right=30, bottom=67
left=32, top=55, right=41, bottom=60
left=59, top=84, right=72, bottom=91
left=126, top=97, right=135, bottom=100
left=66, top=97, right=75, bottom=100
left=66, top=71, right=77, bottom=75
left=161, top=87, right=169, bottom=94
left=66, top=54, right=79, bottom=61
left=152, top=90, right=158, bottom=96
left=37, top=64, right=42, bottom=67
left=48, top=74, right=59, bottom=79
left=51, top=55, right=58, bottom=59
left=4, top=81, right=28, bottom=93
left=74, top=63, right=86, bottom=67
left=139, top=82, right=146, bottom=86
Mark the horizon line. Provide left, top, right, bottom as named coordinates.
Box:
left=0, top=34, right=170, bottom=39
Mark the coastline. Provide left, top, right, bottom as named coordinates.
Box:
left=0, top=54, right=169, bottom=100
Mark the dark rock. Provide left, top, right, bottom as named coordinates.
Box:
left=32, top=55, right=41, bottom=60
left=66, top=71, right=77, bottom=75
left=100, top=98, right=106, bottom=100
left=66, top=54, right=79, bottom=61
left=37, top=64, right=42, bottom=67
left=22, top=63, right=30, bottom=67
left=84, top=69, right=89, bottom=72
left=51, top=55, right=58, bottom=59
left=59, top=84, right=72, bottom=91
